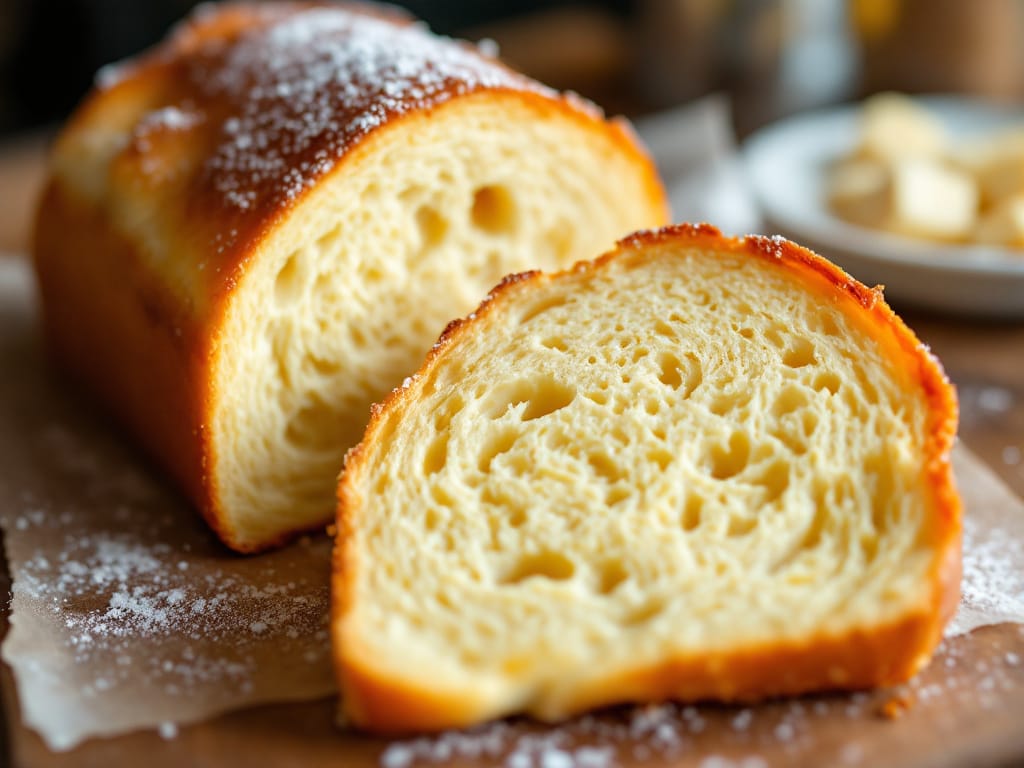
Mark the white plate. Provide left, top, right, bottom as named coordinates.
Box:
left=742, top=97, right=1024, bottom=318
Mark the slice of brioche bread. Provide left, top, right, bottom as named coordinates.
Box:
left=32, top=2, right=667, bottom=552
left=333, top=224, right=960, bottom=732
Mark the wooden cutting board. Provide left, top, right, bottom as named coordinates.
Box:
left=1, top=250, right=1023, bottom=766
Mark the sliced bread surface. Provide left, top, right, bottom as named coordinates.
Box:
left=333, top=224, right=960, bottom=732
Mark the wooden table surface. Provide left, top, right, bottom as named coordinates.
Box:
left=1, top=137, right=1022, bottom=767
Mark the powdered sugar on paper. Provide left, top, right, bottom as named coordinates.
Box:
left=946, top=446, right=1024, bottom=636
left=0, top=259, right=334, bottom=751
left=0, top=420, right=334, bottom=751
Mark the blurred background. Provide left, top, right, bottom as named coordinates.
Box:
left=0, top=0, right=1022, bottom=139
left=0, top=0, right=1023, bottom=253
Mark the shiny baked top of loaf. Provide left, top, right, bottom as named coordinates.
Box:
left=49, top=2, right=609, bottom=296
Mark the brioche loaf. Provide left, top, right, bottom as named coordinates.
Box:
left=32, top=3, right=667, bottom=551
left=333, top=224, right=960, bottom=732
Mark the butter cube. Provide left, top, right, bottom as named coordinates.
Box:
left=857, top=93, right=947, bottom=161
left=887, top=160, right=978, bottom=240
left=975, top=196, right=1024, bottom=248
left=829, top=158, right=979, bottom=241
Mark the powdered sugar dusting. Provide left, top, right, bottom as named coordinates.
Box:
left=0, top=402, right=334, bottom=751
left=189, top=7, right=547, bottom=212
left=947, top=515, right=1024, bottom=636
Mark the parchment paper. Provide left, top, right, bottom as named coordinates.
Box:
left=0, top=259, right=334, bottom=750
left=1, top=256, right=1022, bottom=752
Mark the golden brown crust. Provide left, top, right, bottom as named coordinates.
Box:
left=333, top=223, right=961, bottom=732
left=70, top=1, right=610, bottom=279
left=34, top=2, right=666, bottom=553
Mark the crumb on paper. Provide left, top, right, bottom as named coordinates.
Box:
left=877, top=692, right=915, bottom=720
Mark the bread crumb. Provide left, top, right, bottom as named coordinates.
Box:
left=877, top=692, right=915, bottom=720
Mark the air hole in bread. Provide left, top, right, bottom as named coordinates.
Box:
left=801, top=484, right=830, bottom=550
left=801, top=411, right=819, bottom=439
left=540, top=336, right=568, bottom=352
left=498, top=550, right=575, bottom=585
left=680, top=494, right=703, bottom=531
left=607, top=486, right=630, bottom=506
left=430, top=484, right=454, bottom=509
left=653, top=320, right=676, bottom=339
left=861, top=533, right=880, bottom=563
left=424, top=433, right=448, bottom=474
left=644, top=398, right=660, bottom=415
left=424, top=507, right=442, bottom=531
left=596, top=560, right=629, bottom=594
left=818, top=314, right=842, bottom=337
left=813, top=371, right=841, bottom=395
left=304, top=352, right=340, bottom=377
left=693, top=289, right=711, bottom=306
left=519, top=295, right=569, bottom=324
left=433, top=397, right=463, bottom=431
left=772, top=385, right=809, bottom=418
left=766, top=327, right=786, bottom=349
left=622, top=598, right=666, bottom=626
left=507, top=506, right=527, bottom=528
left=708, top=432, right=751, bottom=480
left=771, top=424, right=808, bottom=456
left=783, top=338, right=816, bottom=368
left=656, top=353, right=683, bottom=389
left=587, top=452, right=625, bottom=483
left=483, top=378, right=576, bottom=422
left=737, top=327, right=755, bottom=340
left=415, top=204, right=449, bottom=249
left=478, top=429, right=519, bottom=472
left=648, top=448, right=673, bottom=471
left=584, top=390, right=608, bottom=406
left=523, top=383, right=576, bottom=421
left=708, top=390, right=751, bottom=417
left=753, top=459, right=790, bottom=504
left=471, top=184, right=516, bottom=234
left=727, top=514, right=757, bottom=537
left=657, top=352, right=702, bottom=398
left=273, top=250, right=308, bottom=307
